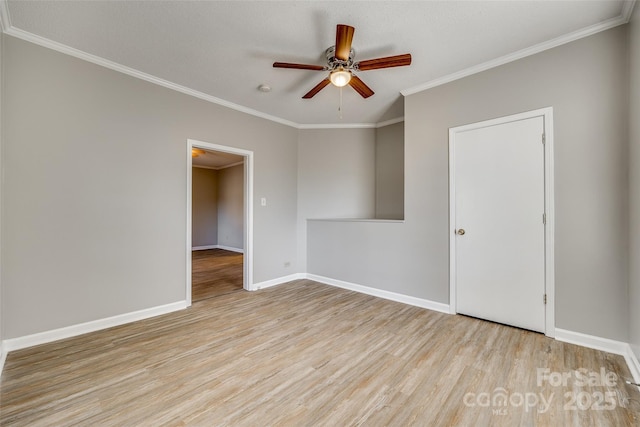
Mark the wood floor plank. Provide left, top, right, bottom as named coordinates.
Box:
left=1, top=280, right=639, bottom=426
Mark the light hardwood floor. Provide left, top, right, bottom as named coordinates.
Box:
left=1, top=280, right=639, bottom=426
left=192, top=249, right=243, bottom=302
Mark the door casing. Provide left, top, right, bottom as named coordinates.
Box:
left=186, top=139, right=255, bottom=306
left=448, top=107, right=555, bottom=337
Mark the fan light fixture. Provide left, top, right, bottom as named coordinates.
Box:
left=192, top=148, right=206, bottom=158
left=330, top=68, right=351, bottom=87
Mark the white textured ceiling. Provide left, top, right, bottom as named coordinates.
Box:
left=3, top=1, right=633, bottom=126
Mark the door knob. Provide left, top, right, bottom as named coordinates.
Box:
left=457, top=229, right=466, bottom=235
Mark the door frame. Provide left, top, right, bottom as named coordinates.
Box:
left=186, top=139, right=255, bottom=306
left=448, top=107, right=555, bottom=337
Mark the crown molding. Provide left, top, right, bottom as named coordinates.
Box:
left=0, top=0, right=10, bottom=33
left=2, top=26, right=301, bottom=129
left=193, top=160, right=244, bottom=171
left=375, top=117, right=404, bottom=128
left=622, top=0, right=637, bottom=22
left=298, top=116, right=404, bottom=130
left=298, top=122, right=377, bottom=130
left=401, top=4, right=636, bottom=97
left=192, top=164, right=219, bottom=171
left=218, top=160, right=245, bottom=170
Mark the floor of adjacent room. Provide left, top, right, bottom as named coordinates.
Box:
left=1, top=257, right=639, bottom=425
left=192, top=248, right=244, bottom=301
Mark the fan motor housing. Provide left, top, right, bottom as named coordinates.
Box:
left=326, top=46, right=356, bottom=71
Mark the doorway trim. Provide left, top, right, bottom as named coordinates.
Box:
left=186, top=139, right=255, bottom=305
left=448, top=107, right=555, bottom=337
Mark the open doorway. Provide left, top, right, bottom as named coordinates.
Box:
left=186, top=139, right=254, bottom=306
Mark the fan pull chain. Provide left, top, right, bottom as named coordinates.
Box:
left=338, top=86, right=343, bottom=119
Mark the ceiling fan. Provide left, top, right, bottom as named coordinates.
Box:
left=273, top=24, right=411, bottom=99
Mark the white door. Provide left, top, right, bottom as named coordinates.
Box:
left=453, top=116, right=545, bottom=332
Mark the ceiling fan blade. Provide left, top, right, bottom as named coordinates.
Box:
left=349, top=75, right=374, bottom=99
left=302, top=78, right=331, bottom=99
left=273, top=62, right=326, bottom=71
left=356, top=54, right=412, bottom=71
left=335, top=24, right=355, bottom=61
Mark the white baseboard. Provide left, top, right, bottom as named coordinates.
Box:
left=192, top=245, right=244, bottom=253
left=251, top=273, right=450, bottom=316
left=252, top=273, right=305, bottom=290
left=0, top=343, right=7, bottom=377
left=192, top=245, right=217, bottom=251
left=555, top=328, right=629, bottom=355
left=216, top=245, right=244, bottom=254
left=2, top=301, right=188, bottom=352
left=306, top=274, right=450, bottom=314
left=555, top=328, right=640, bottom=388
left=625, top=344, right=640, bottom=384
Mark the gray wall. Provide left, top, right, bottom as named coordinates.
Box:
left=192, top=167, right=219, bottom=248
left=217, top=164, right=244, bottom=250
left=375, top=122, right=404, bottom=220
left=2, top=36, right=298, bottom=339
left=629, top=5, right=640, bottom=361
left=308, top=26, right=630, bottom=341
left=297, top=128, right=376, bottom=272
